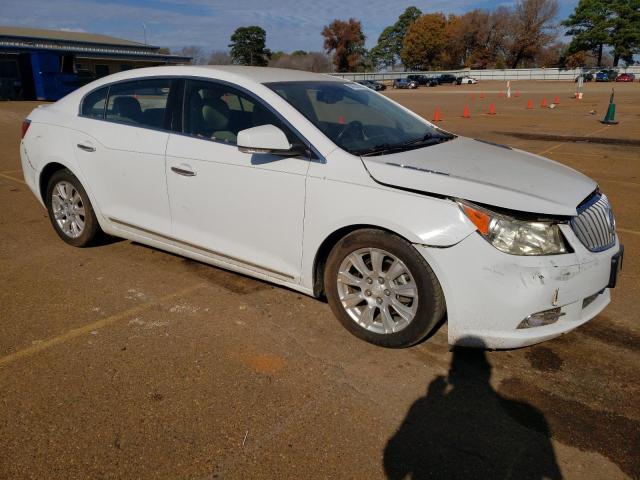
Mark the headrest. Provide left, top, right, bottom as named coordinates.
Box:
left=201, top=98, right=230, bottom=132
left=112, top=96, right=142, bottom=122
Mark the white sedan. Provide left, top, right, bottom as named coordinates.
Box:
left=20, top=66, right=622, bottom=349
left=457, top=76, right=478, bottom=85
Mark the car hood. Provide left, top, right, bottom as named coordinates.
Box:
left=361, top=137, right=596, bottom=216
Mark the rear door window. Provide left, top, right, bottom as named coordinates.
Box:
left=105, top=79, right=172, bottom=129
left=81, top=86, right=108, bottom=119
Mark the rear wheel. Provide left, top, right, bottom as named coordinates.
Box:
left=45, top=169, right=101, bottom=247
left=324, top=229, right=445, bottom=348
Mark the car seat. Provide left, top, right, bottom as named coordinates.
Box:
left=111, top=96, right=142, bottom=124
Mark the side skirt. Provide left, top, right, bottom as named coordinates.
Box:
left=107, top=217, right=315, bottom=297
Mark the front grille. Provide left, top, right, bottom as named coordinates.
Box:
left=570, top=192, right=616, bottom=252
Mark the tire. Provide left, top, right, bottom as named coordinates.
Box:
left=324, top=229, right=446, bottom=348
left=45, top=168, right=101, bottom=247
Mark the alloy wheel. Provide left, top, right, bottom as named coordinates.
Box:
left=51, top=181, right=85, bottom=238
left=336, top=247, right=419, bottom=334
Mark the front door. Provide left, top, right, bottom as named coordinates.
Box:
left=165, top=79, right=309, bottom=281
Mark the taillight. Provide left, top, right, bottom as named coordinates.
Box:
left=21, top=119, right=31, bottom=139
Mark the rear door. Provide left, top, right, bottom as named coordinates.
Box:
left=72, top=78, right=176, bottom=235
left=165, top=79, right=310, bottom=281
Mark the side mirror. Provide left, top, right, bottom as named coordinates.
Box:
left=237, top=124, right=305, bottom=156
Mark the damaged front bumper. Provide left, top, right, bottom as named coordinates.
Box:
left=418, top=225, right=621, bottom=349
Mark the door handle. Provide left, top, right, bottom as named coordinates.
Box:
left=171, top=166, right=196, bottom=177
left=77, top=143, right=95, bottom=152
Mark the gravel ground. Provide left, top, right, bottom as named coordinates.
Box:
left=0, top=79, right=638, bottom=479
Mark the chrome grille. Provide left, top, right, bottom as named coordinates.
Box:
left=570, top=193, right=616, bottom=252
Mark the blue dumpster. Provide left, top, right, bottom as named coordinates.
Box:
left=30, top=51, right=78, bottom=101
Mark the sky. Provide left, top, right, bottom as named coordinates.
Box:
left=1, top=0, right=580, bottom=53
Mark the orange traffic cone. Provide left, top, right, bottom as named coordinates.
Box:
left=514, top=91, right=520, bottom=97
left=541, top=97, right=548, bottom=108
left=553, top=96, right=559, bottom=105
left=462, top=105, right=470, bottom=118
left=488, top=103, right=496, bottom=115
left=527, top=99, right=533, bottom=109
left=433, top=107, right=442, bottom=122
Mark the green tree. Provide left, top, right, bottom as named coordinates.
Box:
left=369, top=26, right=396, bottom=69
left=370, top=7, right=422, bottom=69
left=228, top=26, right=271, bottom=66
left=321, top=18, right=366, bottom=72
left=401, top=13, right=447, bottom=70
left=562, top=0, right=612, bottom=65
left=609, top=0, right=640, bottom=65
left=563, top=0, right=639, bottom=66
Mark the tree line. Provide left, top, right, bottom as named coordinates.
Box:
left=177, top=0, right=639, bottom=72
left=176, top=26, right=331, bottom=72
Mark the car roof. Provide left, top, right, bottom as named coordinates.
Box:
left=96, top=65, right=344, bottom=84
left=52, top=65, right=346, bottom=114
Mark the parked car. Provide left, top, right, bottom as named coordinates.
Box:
left=595, top=70, right=616, bottom=82
left=356, top=80, right=375, bottom=90
left=356, top=79, right=386, bottom=91
left=574, top=72, right=594, bottom=82
left=615, top=73, right=635, bottom=82
left=393, top=78, right=418, bottom=89
left=456, top=76, right=478, bottom=85
left=20, top=66, right=622, bottom=349
left=435, top=74, right=457, bottom=84
left=407, top=74, right=430, bottom=86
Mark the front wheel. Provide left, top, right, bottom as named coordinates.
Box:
left=324, top=229, right=446, bottom=348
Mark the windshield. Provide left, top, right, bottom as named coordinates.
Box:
left=265, top=81, right=453, bottom=156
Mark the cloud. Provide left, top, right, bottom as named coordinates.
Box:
left=58, top=27, right=88, bottom=32
left=1, top=0, right=578, bottom=52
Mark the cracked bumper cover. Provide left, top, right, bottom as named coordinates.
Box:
left=417, top=226, right=619, bottom=349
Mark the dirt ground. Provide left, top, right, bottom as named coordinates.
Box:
left=0, top=80, right=638, bottom=479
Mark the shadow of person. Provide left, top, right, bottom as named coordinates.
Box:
left=383, top=341, right=561, bottom=480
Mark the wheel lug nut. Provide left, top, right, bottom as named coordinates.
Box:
left=366, top=278, right=373, bottom=284
left=384, top=290, right=390, bottom=296
left=365, top=290, right=372, bottom=297
left=376, top=297, right=383, bottom=305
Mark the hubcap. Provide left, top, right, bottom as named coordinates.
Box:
left=51, top=181, right=85, bottom=238
left=336, top=248, right=419, bottom=334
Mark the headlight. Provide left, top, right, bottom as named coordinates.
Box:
left=458, top=200, right=569, bottom=255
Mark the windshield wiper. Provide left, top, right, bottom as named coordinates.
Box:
left=403, top=131, right=454, bottom=147
left=358, top=136, right=450, bottom=157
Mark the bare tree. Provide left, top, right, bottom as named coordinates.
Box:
left=507, top=0, right=559, bottom=68
left=269, top=51, right=332, bottom=72
left=177, top=46, right=208, bottom=65
left=208, top=50, right=232, bottom=65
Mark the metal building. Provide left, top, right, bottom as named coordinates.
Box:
left=0, top=26, right=190, bottom=101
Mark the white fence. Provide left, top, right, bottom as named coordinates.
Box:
left=332, top=66, right=640, bottom=82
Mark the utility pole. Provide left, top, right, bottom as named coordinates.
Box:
left=142, top=23, right=147, bottom=45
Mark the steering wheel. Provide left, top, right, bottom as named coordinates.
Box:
left=336, top=120, right=365, bottom=142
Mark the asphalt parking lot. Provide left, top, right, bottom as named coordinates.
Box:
left=1, top=80, right=639, bottom=479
